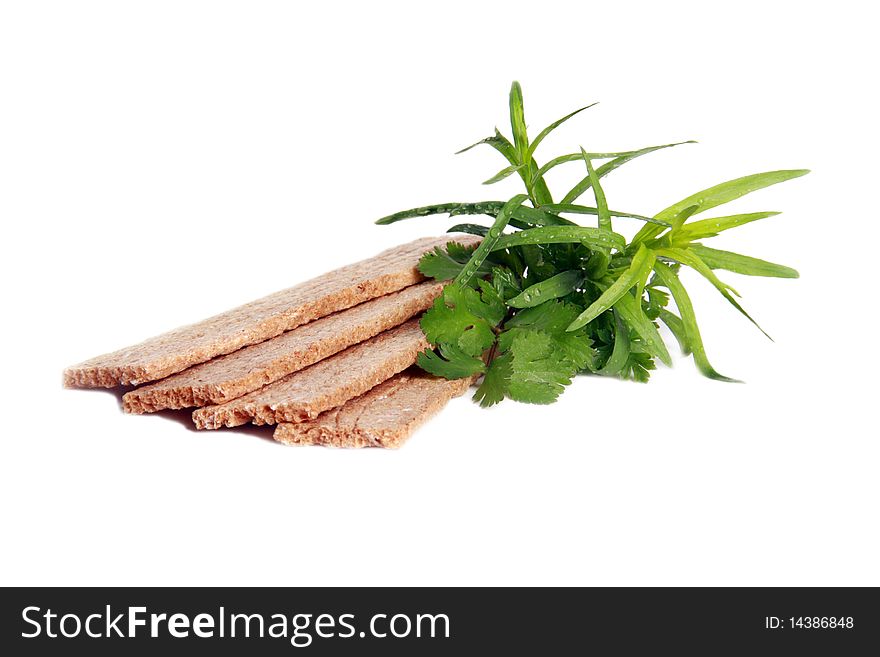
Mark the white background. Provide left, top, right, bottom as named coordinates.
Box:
left=1, top=1, right=877, bottom=586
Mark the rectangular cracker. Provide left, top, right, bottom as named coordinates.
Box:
left=273, top=370, right=472, bottom=448
left=64, top=235, right=478, bottom=388
left=192, top=319, right=429, bottom=429
left=122, top=280, right=444, bottom=413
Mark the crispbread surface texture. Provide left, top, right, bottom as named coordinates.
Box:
left=64, top=235, right=478, bottom=387
left=273, top=370, right=472, bottom=448
left=192, top=320, right=430, bottom=430
left=122, top=280, right=444, bottom=413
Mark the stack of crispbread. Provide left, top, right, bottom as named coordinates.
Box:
left=64, top=235, right=479, bottom=448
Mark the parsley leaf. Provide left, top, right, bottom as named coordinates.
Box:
left=621, top=342, right=656, bottom=383
left=472, top=352, right=512, bottom=407
left=473, top=279, right=506, bottom=325
left=507, top=331, right=576, bottom=404
left=417, top=343, right=486, bottom=379
left=418, top=243, right=489, bottom=281
left=644, top=286, right=670, bottom=321
left=420, top=283, right=504, bottom=358
left=446, top=240, right=479, bottom=262
left=500, top=301, right=596, bottom=371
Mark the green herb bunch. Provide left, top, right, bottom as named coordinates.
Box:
left=376, top=82, right=807, bottom=405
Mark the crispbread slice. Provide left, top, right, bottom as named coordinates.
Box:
left=64, top=235, right=478, bottom=388
left=273, top=370, right=472, bottom=448
left=122, top=280, right=444, bottom=413
left=192, top=319, right=429, bottom=429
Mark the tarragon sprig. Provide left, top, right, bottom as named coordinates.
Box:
left=376, top=81, right=808, bottom=405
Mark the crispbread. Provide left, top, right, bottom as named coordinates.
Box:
left=273, top=370, right=472, bottom=448
left=64, top=235, right=478, bottom=388
left=122, top=281, right=444, bottom=413
left=192, top=319, right=429, bottom=430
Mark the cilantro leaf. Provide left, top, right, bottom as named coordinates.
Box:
left=644, top=286, right=670, bottom=320
left=505, top=299, right=579, bottom=333
left=507, top=331, right=576, bottom=404
left=418, top=247, right=465, bottom=281
left=473, top=279, right=506, bottom=325
left=417, top=344, right=486, bottom=379
left=418, top=243, right=489, bottom=281
left=420, top=284, right=502, bottom=358
left=500, top=301, right=596, bottom=371
left=446, top=240, right=479, bottom=261
left=472, top=352, right=512, bottom=407
left=621, top=348, right=656, bottom=382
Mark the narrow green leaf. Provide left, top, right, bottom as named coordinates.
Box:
left=652, top=262, right=738, bottom=381
left=447, top=201, right=502, bottom=217
left=380, top=202, right=555, bottom=226
left=492, top=128, right=520, bottom=162
left=455, top=194, right=528, bottom=287
left=449, top=201, right=575, bottom=227
left=511, top=206, right=576, bottom=226
left=634, top=250, right=654, bottom=303
left=507, top=270, right=583, bottom=308
left=668, top=204, right=700, bottom=235
left=455, top=128, right=517, bottom=163
left=655, top=246, right=772, bottom=340
left=378, top=200, right=570, bottom=228
left=585, top=250, right=609, bottom=280
left=612, top=290, right=672, bottom=367
left=526, top=102, right=597, bottom=159
left=527, top=169, right=554, bottom=206
left=534, top=141, right=696, bottom=183
left=490, top=266, right=522, bottom=300
left=582, top=148, right=611, bottom=233
left=457, top=129, right=551, bottom=206
left=491, top=225, right=626, bottom=253
left=376, top=202, right=472, bottom=225
left=674, top=211, right=781, bottom=241
left=597, top=311, right=630, bottom=376
left=567, top=245, right=655, bottom=332
left=690, top=245, right=799, bottom=278
left=483, top=163, right=527, bottom=185
left=455, top=134, right=500, bottom=155
left=446, top=223, right=489, bottom=237
left=537, top=203, right=662, bottom=225
left=631, top=169, right=809, bottom=249
left=517, top=245, right=542, bottom=281
left=662, top=169, right=809, bottom=220
left=509, top=81, right=529, bottom=161
left=658, top=309, right=691, bottom=355
left=502, top=81, right=556, bottom=205
left=560, top=141, right=698, bottom=204
left=656, top=246, right=741, bottom=296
